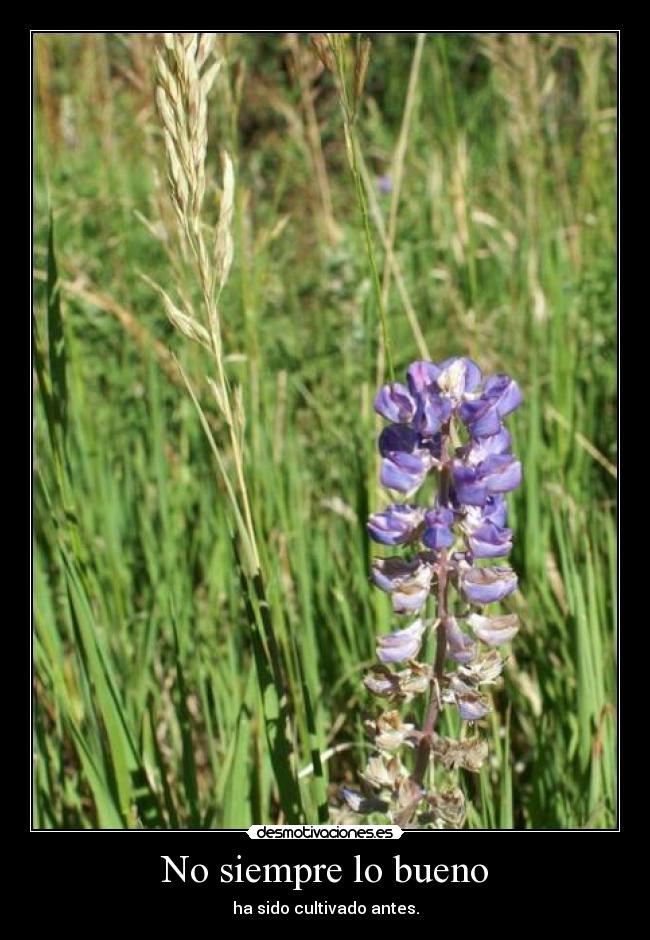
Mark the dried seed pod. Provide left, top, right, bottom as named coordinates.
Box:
left=433, top=735, right=489, bottom=772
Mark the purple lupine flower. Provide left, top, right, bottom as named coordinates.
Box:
left=370, top=556, right=421, bottom=592
left=479, top=454, right=522, bottom=493
left=445, top=616, right=476, bottom=664
left=467, top=612, right=520, bottom=646
left=406, top=360, right=441, bottom=395
left=459, top=373, right=522, bottom=438
left=452, top=463, right=490, bottom=506
left=483, top=495, right=508, bottom=528
left=435, top=357, right=483, bottom=400
left=455, top=689, right=490, bottom=721
left=414, top=391, right=452, bottom=436
left=370, top=556, right=434, bottom=614
left=459, top=496, right=508, bottom=540
left=468, top=520, right=513, bottom=558
left=379, top=424, right=433, bottom=496
left=374, top=383, right=416, bottom=424
left=460, top=427, right=512, bottom=465
left=391, top=569, right=434, bottom=614
left=377, top=619, right=426, bottom=663
left=422, top=506, right=455, bottom=550
left=460, top=565, right=518, bottom=604
left=378, top=423, right=420, bottom=456
left=483, top=374, right=523, bottom=418
left=355, top=357, right=522, bottom=828
left=367, top=504, right=424, bottom=545
left=452, top=453, right=521, bottom=506
left=381, top=452, right=430, bottom=495
left=459, top=396, right=502, bottom=438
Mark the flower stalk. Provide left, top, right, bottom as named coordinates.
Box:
left=343, top=357, right=523, bottom=828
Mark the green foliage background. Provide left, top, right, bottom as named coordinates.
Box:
left=33, top=33, right=617, bottom=829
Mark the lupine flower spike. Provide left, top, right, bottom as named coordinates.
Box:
left=343, top=357, right=523, bottom=829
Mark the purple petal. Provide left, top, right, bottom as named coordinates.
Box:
left=381, top=452, right=428, bottom=494
left=371, top=557, right=422, bottom=593
left=483, top=495, right=508, bottom=528
left=374, top=383, right=416, bottom=423
left=460, top=565, right=518, bottom=604
left=480, top=454, right=522, bottom=494
left=422, top=506, right=455, bottom=550
left=455, top=690, right=490, bottom=720
left=425, top=507, right=454, bottom=527
left=378, top=423, right=419, bottom=457
left=468, top=521, right=513, bottom=558
left=415, top=392, right=452, bottom=436
left=446, top=616, right=477, bottom=664
left=459, top=397, right=502, bottom=438
left=484, top=374, right=523, bottom=417
left=377, top=619, right=426, bottom=663
left=437, top=357, right=483, bottom=395
left=367, top=505, right=424, bottom=545
left=452, top=463, right=488, bottom=506
left=370, top=558, right=434, bottom=614
left=396, top=563, right=434, bottom=614
left=379, top=621, right=424, bottom=647
left=423, top=525, right=454, bottom=550
left=467, top=613, right=519, bottom=646
left=407, top=361, right=440, bottom=395
left=392, top=583, right=431, bottom=614
left=462, top=428, right=512, bottom=464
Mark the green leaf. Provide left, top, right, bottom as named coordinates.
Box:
left=46, top=211, right=68, bottom=439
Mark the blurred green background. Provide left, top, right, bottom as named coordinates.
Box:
left=33, top=32, right=617, bottom=829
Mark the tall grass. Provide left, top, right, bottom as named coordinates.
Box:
left=33, top=32, right=617, bottom=829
